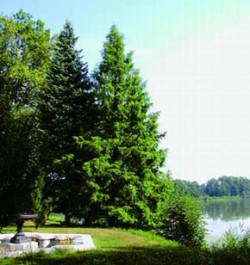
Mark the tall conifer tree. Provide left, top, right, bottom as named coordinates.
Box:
left=77, top=25, right=172, bottom=228
left=39, top=21, right=93, bottom=225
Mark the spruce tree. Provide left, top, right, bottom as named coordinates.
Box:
left=76, top=25, right=172, bottom=229
left=39, top=21, right=93, bottom=225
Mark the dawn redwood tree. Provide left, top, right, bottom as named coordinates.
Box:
left=0, top=10, right=50, bottom=219
left=39, top=21, right=93, bottom=225
left=76, top=25, right=172, bottom=229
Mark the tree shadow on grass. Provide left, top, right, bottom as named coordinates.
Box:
left=4, top=246, right=250, bottom=265
left=1, top=246, right=206, bottom=265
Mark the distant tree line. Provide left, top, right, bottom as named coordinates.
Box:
left=173, top=176, right=250, bottom=197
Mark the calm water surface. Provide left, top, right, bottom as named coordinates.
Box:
left=202, top=198, right=250, bottom=239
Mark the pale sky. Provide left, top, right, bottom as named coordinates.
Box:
left=1, top=0, right=250, bottom=183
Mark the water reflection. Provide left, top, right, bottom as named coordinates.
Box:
left=201, top=198, right=250, bottom=239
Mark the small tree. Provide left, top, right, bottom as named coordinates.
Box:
left=158, top=193, right=205, bottom=247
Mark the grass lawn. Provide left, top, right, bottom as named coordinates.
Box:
left=0, top=225, right=250, bottom=265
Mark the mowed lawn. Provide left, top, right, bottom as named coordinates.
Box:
left=0, top=226, right=199, bottom=265
left=1, top=225, right=250, bottom=265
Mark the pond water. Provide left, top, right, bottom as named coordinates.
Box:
left=202, top=198, right=250, bottom=240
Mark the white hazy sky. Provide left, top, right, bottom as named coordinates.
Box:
left=1, top=0, right=250, bottom=183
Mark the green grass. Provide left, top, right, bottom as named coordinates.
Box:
left=46, top=214, right=64, bottom=225
left=1, top=226, right=179, bottom=250
left=1, top=226, right=250, bottom=265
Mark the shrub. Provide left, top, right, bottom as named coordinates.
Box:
left=221, top=224, right=250, bottom=251
left=158, top=193, right=205, bottom=247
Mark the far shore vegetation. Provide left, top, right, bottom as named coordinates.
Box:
left=199, top=195, right=243, bottom=202
left=173, top=176, right=250, bottom=198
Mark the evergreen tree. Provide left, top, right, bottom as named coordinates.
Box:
left=39, top=21, right=93, bottom=225
left=76, top=25, right=172, bottom=229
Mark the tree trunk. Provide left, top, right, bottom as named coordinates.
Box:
left=64, top=213, right=71, bottom=226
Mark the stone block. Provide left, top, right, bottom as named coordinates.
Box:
left=5, top=241, right=38, bottom=253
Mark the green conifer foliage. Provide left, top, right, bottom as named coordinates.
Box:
left=39, top=21, right=93, bottom=225
left=76, top=25, right=172, bottom=229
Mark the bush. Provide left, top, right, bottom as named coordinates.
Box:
left=158, top=194, right=205, bottom=247
left=221, top=224, right=250, bottom=251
